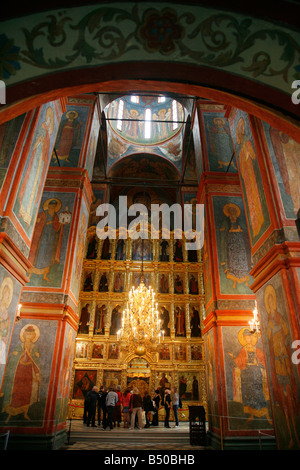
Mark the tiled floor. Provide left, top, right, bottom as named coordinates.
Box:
left=61, top=420, right=210, bottom=451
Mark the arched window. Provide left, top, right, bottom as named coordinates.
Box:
left=116, top=99, right=124, bottom=131
left=172, top=100, right=178, bottom=131
left=144, top=108, right=152, bottom=139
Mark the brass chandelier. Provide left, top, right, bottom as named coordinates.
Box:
left=117, top=276, right=164, bottom=356
left=117, top=184, right=164, bottom=355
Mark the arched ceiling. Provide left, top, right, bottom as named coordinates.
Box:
left=0, top=0, right=300, bottom=139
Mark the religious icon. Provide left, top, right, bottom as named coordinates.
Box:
left=94, top=304, right=106, bottom=335
left=174, top=306, right=186, bottom=337
left=83, top=272, right=93, bottom=291
left=78, top=303, right=90, bottom=334
left=189, top=274, right=199, bottom=294
left=174, top=274, right=184, bottom=294
left=173, top=240, right=183, bottom=262
left=190, top=306, right=201, bottom=337
left=101, top=238, right=111, bottom=260
left=0, top=277, right=14, bottom=374
left=86, top=235, right=97, bottom=259
left=115, top=239, right=125, bottom=260
left=159, top=273, right=169, bottom=293
left=99, top=272, right=109, bottom=292
left=113, top=272, right=124, bottom=292
left=92, top=343, right=104, bottom=359
left=110, top=305, right=122, bottom=335
left=160, top=305, right=170, bottom=336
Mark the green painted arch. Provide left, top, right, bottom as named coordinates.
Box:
left=0, top=2, right=300, bottom=130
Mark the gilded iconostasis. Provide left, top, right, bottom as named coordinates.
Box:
left=69, top=185, right=206, bottom=421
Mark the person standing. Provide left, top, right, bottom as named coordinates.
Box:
left=86, top=386, right=99, bottom=427
left=122, top=388, right=131, bottom=429
left=105, top=386, right=119, bottom=430
left=164, top=389, right=171, bottom=428
left=113, top=385, right=122, bottom=427
left=97, top=385, right=107, bottom=428
left=172, top=387, right=179, bottom=427
left=151, top=389, right=160, bottom=427
left=143, top=390, right=153, bottom=428
left=129, top=388, right=143, bottom=430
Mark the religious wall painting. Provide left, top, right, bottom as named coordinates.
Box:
left=261, top=121, right=300, bottom=219
left=72, top=369, right=97, bottom=400
left=0, top=113, right=26, bottom=193
left=158, top=344, right=171, bottom=361
left=0, top=320, right=57, bottom=426
left=75, top=341, right=88, bottom=359
left=113, top=271, right=124, bottom=293
left=108, top=343, right=120, bottom=360
left=55, top=326, right=75, bottom=423
left=223, top=325, right=273, bottom=431
left=109, top=304, right=122, bottom=336
left=70, top=202, right=89, bottom=299
left=0, top=268, right=22, bottom=387
left=178, top=371, right=200, bottom=401
left=256, top=275, right=300, bottom=449
left=89, top=188, right=104, bottom=227
left=27, top=192, right=75, bottom=288
left=203, top=111, right=237, bottom=173
left=14, top=103, right=60, bottom=239
left=213, top=195, right=253, bottom=295
left=159, top=304, right=171, bottom=337
left=158, top=273, right=170, bottom=294
left=174, top=305, right=186, bottom=337
left=174, top=273, right=184, bottom=295
left=94, top=303, right=107, bottom=335
left=98, top=271, right=109, bottom=292
left=78, top=303, right=91, bottom=335
left=52, top=105, right=90, bottom=167
left=204, top=330, right=219, bottom=428
left=230, top=111, right=271, bottom=246
left=191, top=344, right=203, bottom=361
left=92, top=343, right=105, bottom=360
left=174, top=344, right=187, bottom=361
left=103, top=370, right=122, bottom=390
left=190, top=305, right=201, bottom=338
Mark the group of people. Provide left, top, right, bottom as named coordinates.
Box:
left=83, top=385, right=181, bottom=430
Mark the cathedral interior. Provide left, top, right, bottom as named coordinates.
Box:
left=0, top=0, right=299, bottom=451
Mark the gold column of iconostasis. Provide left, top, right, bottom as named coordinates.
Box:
left=70, top=228, right=206, bottom=421
left=0, top=95, right=99, bottom=449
